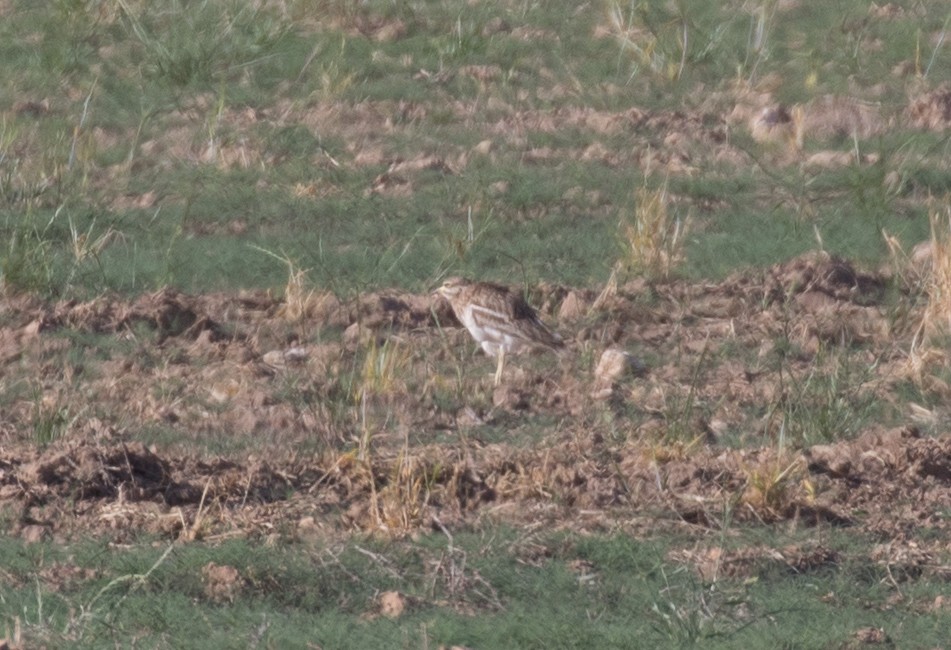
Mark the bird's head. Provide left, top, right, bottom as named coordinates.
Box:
left=433, top=276, right=470, bottom=300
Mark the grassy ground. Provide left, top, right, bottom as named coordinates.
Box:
left=3, top=526, right=948, bottom=649
left=2, top=0, right=951, bottom=648
left=1, top=0, right=947, bottom=298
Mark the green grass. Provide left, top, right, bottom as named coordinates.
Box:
left=1, top=526, right=947, bottom=648
left=2, top=0, right=949, bottom=296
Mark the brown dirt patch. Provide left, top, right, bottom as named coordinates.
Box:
left=907, top=84, right=951, bottom=130
left=2, top=419, right=949, bottom=548
left=0, top=252, right=948, bottom=556
left=202, top=562, right=244, bottom=603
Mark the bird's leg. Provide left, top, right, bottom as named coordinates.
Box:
left=494, top=348, right=505, bottom=386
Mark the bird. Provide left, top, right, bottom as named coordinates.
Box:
left=433, top=277, right=564, bottom=385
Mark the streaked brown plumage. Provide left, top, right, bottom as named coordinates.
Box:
left=434, top=277, right=563, bottom=385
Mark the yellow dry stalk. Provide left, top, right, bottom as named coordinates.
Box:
left=374, top=452, right=431, bottom=532
left=883, top=228, right=915, bottom=287
left=250, top=246, right=331, bottom=325
left=617, top=183, right=689, bottom=281
left=178, top=478, right=220, bottom=542
left=902, top=205, right=951, bottom=389
left=915, top=30, right=922, bottom=77
left=643, top=434, right=703, bottom=464
left=278, top=260, right=317, bottom=323
left=883, top=223, right=943, bottom=386
left=742, top=455, right=804, bottom=514
left=69, top=216, right=121, bottom=264
left=606, top=3, right=657, bottom=68
left=922, top=206, right=951, bottom=339
left=801, top=477, right=818, bottom=505
left=355, top=337, right=410, bottom=402
left=790, top=105, right=805, bottom=152
left=319, top=59, right=356, bottom=99
left=590, top=265, right=619, bottom=314
left=4, top=617, right=22, bottom=648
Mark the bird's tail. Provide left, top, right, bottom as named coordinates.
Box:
left=531, top=317, right=566, bottom=352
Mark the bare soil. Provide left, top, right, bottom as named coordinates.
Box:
left=0, top=253, right=949, bottom=568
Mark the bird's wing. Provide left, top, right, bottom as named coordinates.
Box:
left=510, top=294, right=564, bottom=349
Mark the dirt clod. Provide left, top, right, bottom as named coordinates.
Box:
left=378, top=591, right=407, bottom=618
left=20, top=524, right=49, bottom=544
left=202, top=562, right=244, bottom=603
left=849, top=627, right=891, bottom=645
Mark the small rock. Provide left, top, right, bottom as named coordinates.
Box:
left=14, top=99, right=49, bottom=117
left=851, top=627, right=889, bottom=644
left=209, top=378, right=241, bottom=403
left=558, top=290, right=589, bottom=321
left=21, top=524, right=49, bottom=544
left=594, top=349, right=643, bottom=386
left=262, top=346, right=309, bottom=370
left=472, top=139, right=494, bottom=155
left=297, top=516, right=322, bottom=542
left=489, top=180, right=509, bottom=195
left=202, top=562, right=243, bottom=603
left=456, top=406, right=487, bottom=427
left=891, top=60, right=915, bottom=77
left=379, top=590, right=406, bottom=618
left=883, top=170, right=902, bottom=192
left=262, top=349, right=286, bottom=368
left=910, top=240, right=932, bottom=270
left=804, top=150, right=855, bottom=169
left=802, top=444, right=851, bottom=477
left=803, top=151, right=877, bottom=170
left=22, top=319, right=43, bottom=338
left=343, top=322, right=363, bottom=345
left=373, top=19, right=406, bottom=42
left=342, top=325, right=384, bottom=348
left=493, top=385, right=529, bottom=410
left=590, top=386, right=615, bottom=401
left=481, top=16, right=510, bottom=36
left=284, top=346, right=308, bottom=364
left=592, top=348, right=645, bottom=400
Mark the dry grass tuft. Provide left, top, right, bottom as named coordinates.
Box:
left=2, top=617, right=23, bottom=650
left=604, top=1, right=686, bottom=81
left=355, top=338, right=411, bottom=401
left=891, top=205, right=951, bottom=389
left=741, top=453, right=805, bottom=517
left=68, top=216, right=123, bottom=265
left=353, top=337, right=412, bottom=463
left=615, top=182, right=689, bottom=281
left=255, top=246, right=336, bottom=331
left=919, top=205, right=951, bottom=339
left=275, top=257, right=317, bottom=323
left=643, top=435, right=703, bottom=464
left=370, top=451, right=433, bottom=532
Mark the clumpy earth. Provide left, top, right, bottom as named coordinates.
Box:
left=1, top=251, right=949, bottom=579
